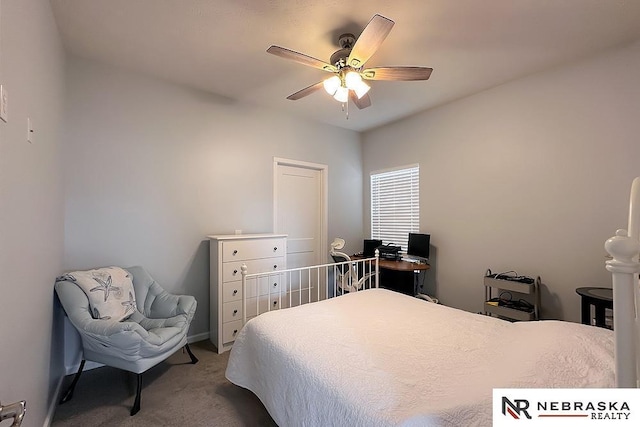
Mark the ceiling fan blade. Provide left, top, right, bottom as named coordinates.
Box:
left=267, top=46, right=337, bottom=72
left=361, top=66, right=433, bottom=81
left=350, top=91, right=372, bottom=109
left=347, top=14, right=394, bottom=69
left=286, top=81, right=325, bottom=100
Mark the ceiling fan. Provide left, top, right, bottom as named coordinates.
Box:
left=267, top=14, right=433, bottom=110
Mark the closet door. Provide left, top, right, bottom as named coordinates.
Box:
left=274, top=158, right=327, bottom=303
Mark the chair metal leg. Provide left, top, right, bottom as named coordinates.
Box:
left=59, top=359, right=85, bottom=404
left=130, top=374, right=142, bottom=416
left=184, top=343, right=199, bottom=364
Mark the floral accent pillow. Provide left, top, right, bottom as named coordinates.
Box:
left=58, top=267, right=137, bottom=321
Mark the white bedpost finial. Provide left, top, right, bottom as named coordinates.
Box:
left=606, top=230, right=640, bottom=268
left=605, top=229, right=640, bottom=386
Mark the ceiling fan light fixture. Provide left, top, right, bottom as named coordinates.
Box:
left=333, top=86, right=349, bottom=103
left=353, top=80, right=370, bottom=99
left=345, top=70, right=370, bottom=99
left=344, top=71, right=362, bottom=88
left=323, top=75, right=341, bottom=95
left=267, top=14, right=432, bottom=113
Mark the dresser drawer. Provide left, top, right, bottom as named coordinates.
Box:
left=245, top=294, right=285, bottom=318
left=222, top=257, right=285, bottom=282
left=222, top=300, right=243, bottom=323
left=222, top=320, right=243, bottom=344
left=223, top=294, right=289, bottom=321
left=222, top=238, right=286, bottom=262
left=223, top=274, right=285, bottom=302
left=222, top=281, right=242, bottom=303
left=246, top=272, right=285, bottom=298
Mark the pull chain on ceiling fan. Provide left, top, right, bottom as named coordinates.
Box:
left=266, top=14, right=433, bottom=113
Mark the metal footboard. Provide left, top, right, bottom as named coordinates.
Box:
left=240, top=255, right=379, bottom=325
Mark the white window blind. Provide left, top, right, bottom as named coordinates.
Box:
left=370, top=165, right=419, bottom=251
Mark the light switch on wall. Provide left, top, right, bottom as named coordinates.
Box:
left=0, top=84, right=8, bottom=122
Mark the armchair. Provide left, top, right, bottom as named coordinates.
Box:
left=55, top=266, right=198, bottom=415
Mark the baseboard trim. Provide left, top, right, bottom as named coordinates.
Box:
left=188, top=331, right=209, bottom=343
left=44, top=375, right=64, bottom=427
left=64, top=360, right=102, bottom=376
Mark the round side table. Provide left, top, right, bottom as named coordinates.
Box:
left=575, top=287, right=613, bottom=329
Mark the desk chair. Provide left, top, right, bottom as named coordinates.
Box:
left=329, top=238, right=375, bottom=293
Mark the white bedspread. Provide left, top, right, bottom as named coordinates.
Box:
left=226, top=288, right=614, bottom=427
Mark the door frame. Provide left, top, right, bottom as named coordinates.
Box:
left=273, top=157, right=328, bottom=266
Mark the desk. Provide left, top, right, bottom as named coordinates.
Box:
left=353, top=256, right=430, bottom=295
left=377, top=258, right=430, bottom=272
left=576, top=287, right=613, bottom=329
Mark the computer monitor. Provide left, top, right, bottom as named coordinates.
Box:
left=363, top=239, right=383, bottom=257
left=407, top=233, right=430, bottom=260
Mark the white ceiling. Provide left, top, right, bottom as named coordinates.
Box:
left=51, top=0, right=640, bottom=132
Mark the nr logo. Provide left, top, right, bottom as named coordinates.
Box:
left=502, top=397, right=532, bottom=420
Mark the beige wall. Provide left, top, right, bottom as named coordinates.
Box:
left=363, top=40, right=640, bottom=322
left=62, top=57, right=363, bottom=362
left=0, top=0, right=66, bottom=425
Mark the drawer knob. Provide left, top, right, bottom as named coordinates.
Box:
left=273, top=246, right=278, bottom=251
left=273, top=301, right=278, bottom=306
left=233, top=289, right=238, bottom=295
left=233, top=269, right=238, bottom=275
left=233, top=309, right=238, bottom=315
left=233, top=250, right=238, bottom=255
left=233, top=329, right=238, bottom=335
left=273, top=283, right=277, bottom=287
left=273, top=265, right=277, bottom=269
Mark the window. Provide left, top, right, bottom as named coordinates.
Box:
left=370, top=165, right=419, bottom=251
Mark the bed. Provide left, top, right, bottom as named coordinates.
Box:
left=226, top=289, right=613, bottom=426
left=226, top=177, right=640, bottom=426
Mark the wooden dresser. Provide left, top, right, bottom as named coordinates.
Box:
left=208, top=233, right=287, bottom=353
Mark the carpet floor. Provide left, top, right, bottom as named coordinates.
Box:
left=51, top=340, right=277, bottom=426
